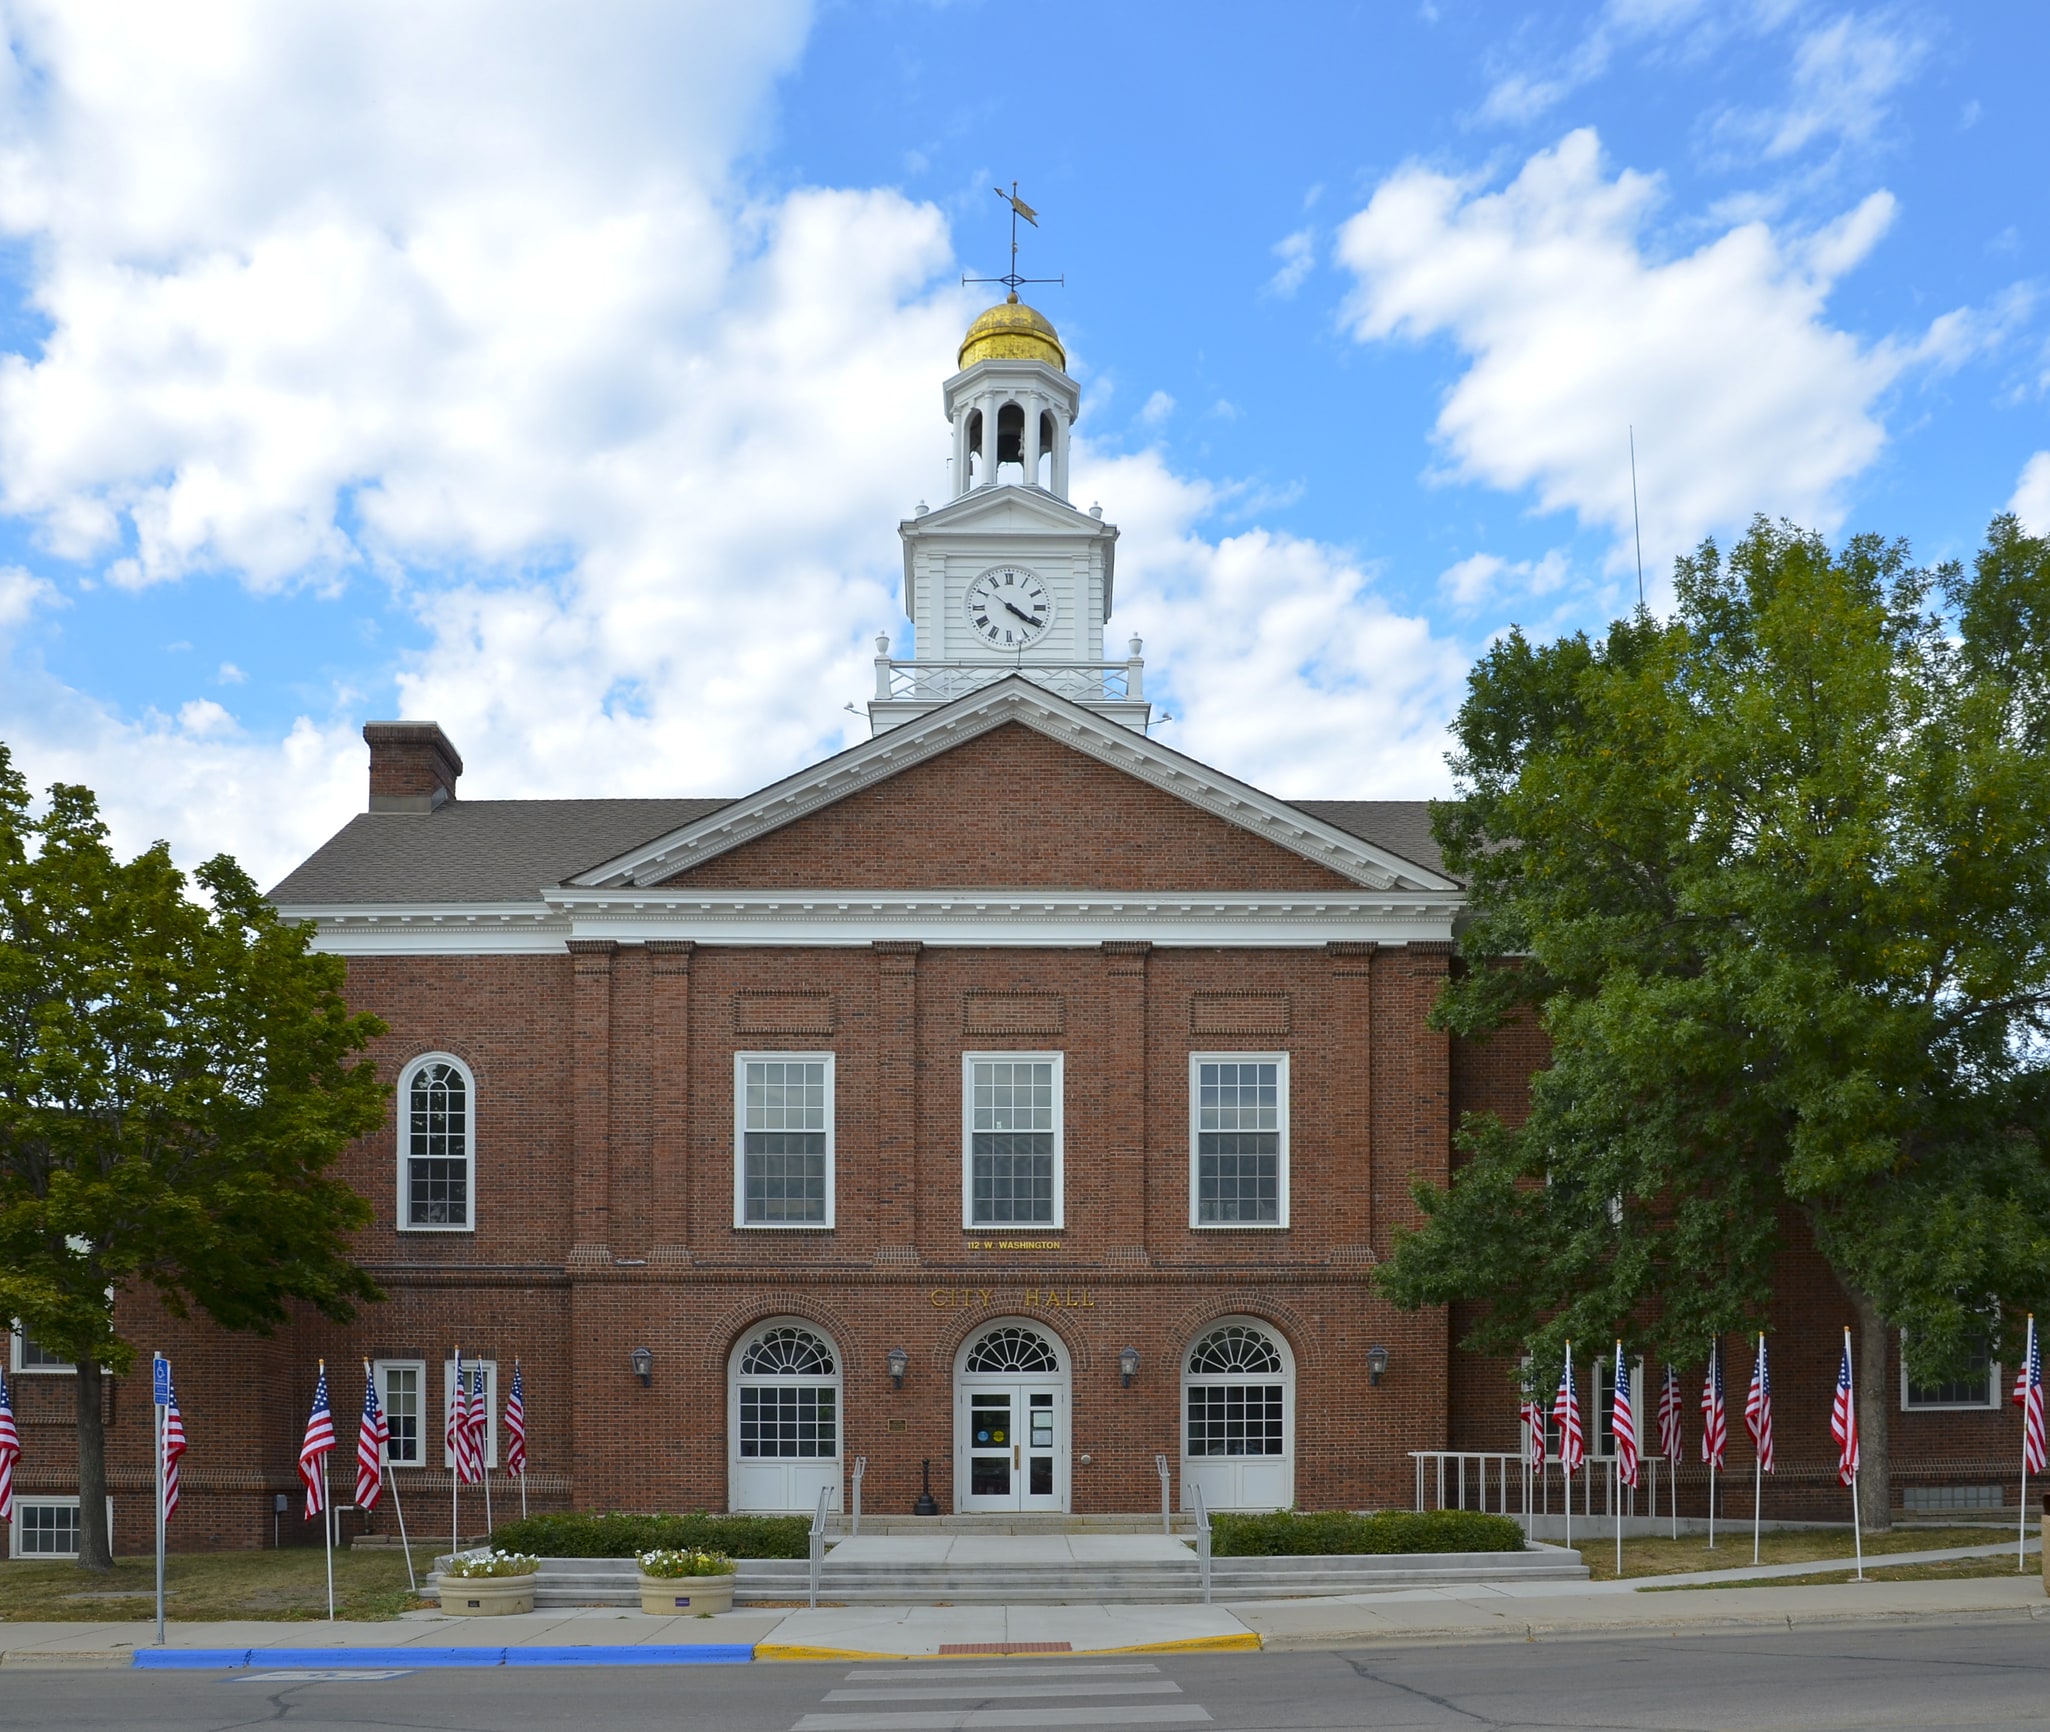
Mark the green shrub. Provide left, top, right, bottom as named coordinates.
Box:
left=1208, top=1508, right=1525, bottom=1557
left=488, top=1512, right=811, bottom=1560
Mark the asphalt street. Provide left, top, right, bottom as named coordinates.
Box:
left=6, top=1623, right=2048, bottom=1731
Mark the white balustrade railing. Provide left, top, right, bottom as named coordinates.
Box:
left=1411, top=1449, right=1672, bottom=1539
left=873, top=656, right=1143, bottom=707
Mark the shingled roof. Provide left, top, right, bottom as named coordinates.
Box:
left=268, top=792, right=1450, bottom=907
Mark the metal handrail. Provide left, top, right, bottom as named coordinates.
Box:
left=807, top=1485, right=829, bottom=1608
left=849, top=1456, right=867, bottom=1537
left=1192, top=1483, right=1211, bottom=1606
left=1155, top=1454, right=1172, bottom=1535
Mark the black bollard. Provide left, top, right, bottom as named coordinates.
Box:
left=915, top=1457, right=939, bottom=1516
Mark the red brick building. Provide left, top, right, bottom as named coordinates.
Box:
left=6, top=299, right=2022, bottom=1557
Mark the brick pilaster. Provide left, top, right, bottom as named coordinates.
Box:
left=873, top=941, right=922, bottom=1262
left=569, top=939, right=617, bottom=1260
left=1327, top=941, right=1376, bottom=1251
left=1101, top=941, right=1152, bottom=1261
left=648, top=941, right=695, bottom=1262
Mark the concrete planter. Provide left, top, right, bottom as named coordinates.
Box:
left=439, top=1573, right=538, bottom=1616
left=636, top=1572, right=736, bottom=1616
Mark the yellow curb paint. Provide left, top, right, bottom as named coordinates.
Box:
left=754, top=1632, right=1261, bottom=1663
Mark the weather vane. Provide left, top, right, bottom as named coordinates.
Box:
left=964, top=182, right=1064, bottom=300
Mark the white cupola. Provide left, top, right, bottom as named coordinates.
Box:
left=872, top=295, right=1145, bottom=734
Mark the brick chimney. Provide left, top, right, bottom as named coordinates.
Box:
left=363, top=721, right=463, bottom=813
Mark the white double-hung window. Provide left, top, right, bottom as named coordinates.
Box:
left=1190, top=1055, right=1289, bottom=1228
left=373, top=1359, right=425, bottom=1467
left=735, top=1055, right=835, bottom=1228
left=963, top=1054, right=1062, bottom=1228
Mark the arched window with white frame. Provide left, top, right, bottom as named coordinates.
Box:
left=1180, top=1319, right=1295, bottom=1512
left=398, top=1054, right=475, bottom=1232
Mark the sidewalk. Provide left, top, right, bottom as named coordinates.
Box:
left=2, top=1551, right=2042, bottom=1666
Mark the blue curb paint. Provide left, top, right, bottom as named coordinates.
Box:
left=134, top=1644, right=756, bottom=1669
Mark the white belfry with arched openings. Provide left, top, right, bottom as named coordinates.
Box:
left=954, top=1321, right=1069, bottom=1513
left=728, top=1321, right=842, bottom=1514
left=1180, top=1320, right=1295, bottom=1512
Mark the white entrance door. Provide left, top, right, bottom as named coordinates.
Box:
left=954, top=1322, right=1069, bottom=1513
left=1181, top=1320, right=1295, bottom=1512
left=959, top=1382, right=1063, bottom=1511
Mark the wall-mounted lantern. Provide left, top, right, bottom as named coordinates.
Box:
left=887, top=1346, right=909, bottom=1390
left=1366, top=1344, right=1390, bottom=1386
left=1119, top=1346, right=1140, bottom=1388
left=630, top=1345, right=653, bottom=1387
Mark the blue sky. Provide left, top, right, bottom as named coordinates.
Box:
left=0, top=1, right=2042, bottom=883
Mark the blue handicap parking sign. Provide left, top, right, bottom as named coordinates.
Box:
left=153, top=1356, right=171, bottom=1406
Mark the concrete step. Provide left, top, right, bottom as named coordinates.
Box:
left=845, top=1513, right=1196, bottom=1536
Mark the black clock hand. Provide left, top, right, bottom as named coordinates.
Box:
left=1002, top=600, right=1040, bottom=627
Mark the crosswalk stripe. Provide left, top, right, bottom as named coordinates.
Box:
left=826, top=1680, right=1182, bottom=1702
left=792, top=1709, right=1212, bottom=1731
left=847, top=1663, right=1161, bottom=1681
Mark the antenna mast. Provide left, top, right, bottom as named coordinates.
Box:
left=1629, top=426, right=1645, bottom=611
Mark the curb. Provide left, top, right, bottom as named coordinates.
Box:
left=131, top=1644, right=755, bottom=1670
left=1254, top=1602, right=2050, bottom=1653
left=755, top=1633, right=1262, bottom=1662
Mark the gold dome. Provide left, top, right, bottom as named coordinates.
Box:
left=958, top=295, right=1066, bottom=371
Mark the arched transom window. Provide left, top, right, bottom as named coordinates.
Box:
left=736, top=1326, right=839, bottom=1460
left=1185, top=1324, right=1287, bottom=1458
left=400, top=1056, right=473, bottom=1231
left=965, top=1326, right=1061, bottom=1374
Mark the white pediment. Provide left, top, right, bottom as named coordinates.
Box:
left=572, top=677, right=1458, bottom=894
left=902, top=484, right=1106, bottom=538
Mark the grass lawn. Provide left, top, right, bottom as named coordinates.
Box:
left=1650, top=1552, right=2038, bottom=1590
left=0, top=1545, right=441, bottom=1621
left=1576, top=1523, right=2017, bottom=1582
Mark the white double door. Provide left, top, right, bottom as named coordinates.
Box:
left=956, top=1379, right=1066, bottom=1512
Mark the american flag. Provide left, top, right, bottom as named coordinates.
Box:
left=1520, top=1393, right=1546, bottom=1470
left=299, top=1364, right=335, bottom=1517
left=1745, top=1333, right=1775, bottom=1473
left=1701, top=1340, right=1727, bottom=1470
left=446, top=1349, right=474, bottom=1482
left=356, top=1367, right=387, bottom=1511
left=1830, top=1328, right=1859, bottom=1486
left=161, top=1361, right=187, bottom=1521
left=464, top=1366, right=489, bottom=1481
left=2017, top=1314, right=2044, bottom=1477
left=1657, top=1363, right=1682, bottom=1462
left=1553, top=1342, right=1585, bottom=1475
left=1612, top=1346, right=1639, bottom=1489
left=504, top=1362, right=526, bottom=1477
left=0, top=1367, right=18, bottom=1522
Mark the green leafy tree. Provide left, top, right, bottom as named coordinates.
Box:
left=1378, top=517, right=2050, bottom=1528
left=0, top=746, right=386, bottom=1569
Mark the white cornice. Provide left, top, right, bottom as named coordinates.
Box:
left=278, top=890, right=1459, bottom=956
left=572, top=679, right=1457, bottom=895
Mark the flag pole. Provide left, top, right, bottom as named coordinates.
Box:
left=1752, top=1333, right=1764, bottom=1568
left=479, top=1369, right=493, bottom=1538
left=369, top=1360, right=416, bottom=1595
left=1844, top=1327, right=1863, bottom=1582
left=2020, top=1315, right=2036, bottom=1574
left=153, top=1352, right=166, bottom=1647
left=518, top=1359, right=528, bottom=1521
left=1562, top=1341, right=1572, bottom=1553
left=319, top=1360, right=335, bottom=1623
left=450, top=1346, right=461, bottom=1556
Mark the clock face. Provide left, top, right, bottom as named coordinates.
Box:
left=964, top=566, right=1053, bottom=650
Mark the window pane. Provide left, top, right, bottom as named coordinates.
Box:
left=21, top=1503, right=81, bottom=1555
left=18, top=1330, right=75, bottom=1370
left=1196, top=1132, right=1280, bottom=1223
left=1185, top=1385, right=1285, bottom=1457
left=743, top=1131, right=828, bottom=1223
left=738, top=1385, right=837, bottom=1458
left=971, top=1132, right=1055, bottom=1223
left=408, top=1158, right=469, bottom=1226
left=970, top=1061, right=1054, bottom=1132
left=382, top=1365, right=421, bottom=1464
left=1906, top=1346, right=1993, bottom=1407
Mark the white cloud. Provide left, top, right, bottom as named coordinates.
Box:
left=1080, top=448, right=1465, bottom=799
left=1335, top=128, right=1920, bottom=572
left=0, top=1, right=1465, bottom=883
left=217, top=660, right=247, bottom=685
left=0, top=564, right=58, bottom=632
left=1758, top=12, right=1926, bottom=158
left=1267, top=228, right=1315, bottom=298
left=1439, top=548, right=1572, bottom=612
left=2014, top=453, right=2050, bottom=537
left=1138, top=390, right=1176, bottom=428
